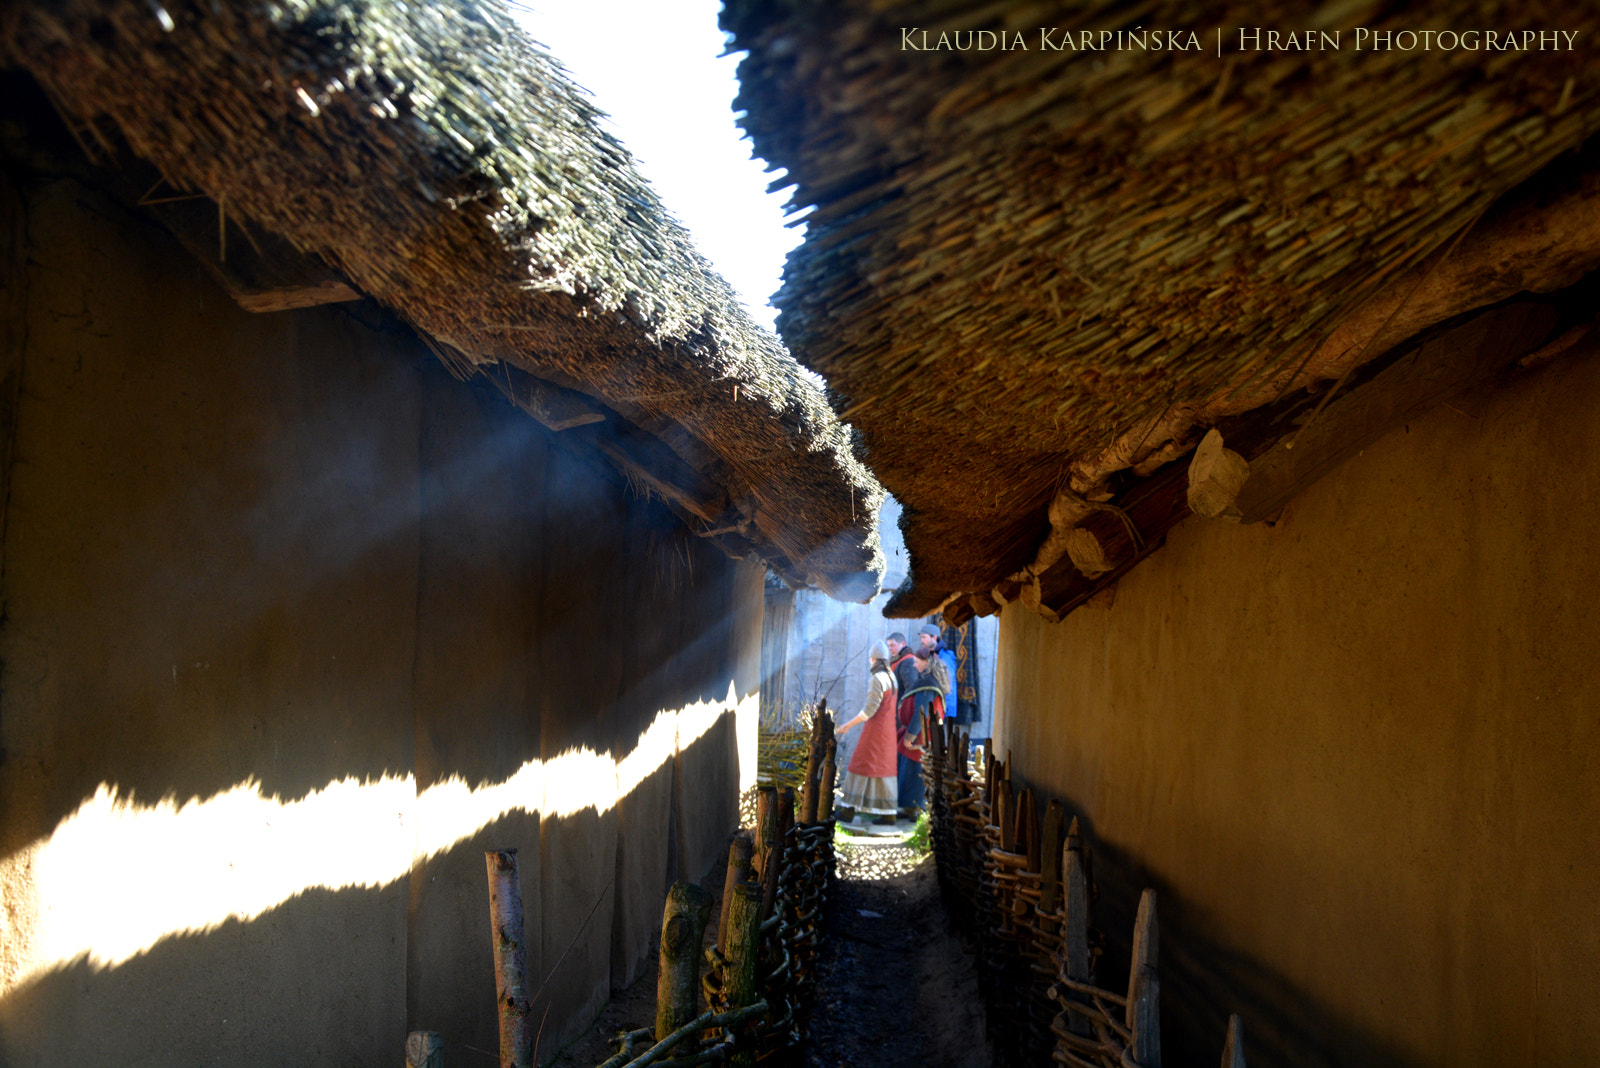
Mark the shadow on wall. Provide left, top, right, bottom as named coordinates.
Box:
left=1048, top=808, right=1431, bottom=1068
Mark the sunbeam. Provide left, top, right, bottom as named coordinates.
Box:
left=0, top=684, right=755, bottom=997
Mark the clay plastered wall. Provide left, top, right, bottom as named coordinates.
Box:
left=0, top=172, right=760, bottom=1067
left=994, top=347, right=1600, bottom=1067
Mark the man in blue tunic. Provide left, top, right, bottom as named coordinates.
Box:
left=917, top=622, right=958, bottom=724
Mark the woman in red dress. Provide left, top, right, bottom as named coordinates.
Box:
left=834, top=640, right=899, bottom=818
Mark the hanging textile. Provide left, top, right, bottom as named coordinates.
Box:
left=940, top=619, right=980, bottom=724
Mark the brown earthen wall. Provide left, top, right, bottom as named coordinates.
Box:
left=0, top=168, right=759, bottom=1066
left=993, top=345, right=1600, bottom=1066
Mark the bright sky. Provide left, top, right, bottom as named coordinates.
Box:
left=513, top=0, right=802, bottom=330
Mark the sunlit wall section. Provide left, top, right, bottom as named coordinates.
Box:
left=0, top=689, right=748, bottom=997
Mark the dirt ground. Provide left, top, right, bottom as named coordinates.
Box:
left=804, top=839, right=992, bottom=1068
left=541, top=833, right=993, bottom=1068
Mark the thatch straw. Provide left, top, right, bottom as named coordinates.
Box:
left=2, top=0, right=887, bottom=600
left=723, top=0, right=1600, bottom=612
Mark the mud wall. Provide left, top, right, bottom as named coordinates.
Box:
left=993, top=346, right=1600, bottom=1066
left=0, top=166, right=760, bottom=1067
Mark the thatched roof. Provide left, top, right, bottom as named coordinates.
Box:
left=1, top=0, right=886, bottom=601
left=724, top=0, right=1600, bottom=621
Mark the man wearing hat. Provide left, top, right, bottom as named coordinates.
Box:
left=917, top=622, right=958, bottom=723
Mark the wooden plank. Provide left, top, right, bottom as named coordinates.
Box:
left=589, top=433, right=730, bottom=526
left=144, top=190, right=362, bottom=312
left=487, top=367, right=606, bottom=432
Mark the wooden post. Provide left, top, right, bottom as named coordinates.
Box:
left=718, top=832, right=755, bottom=950
left=406, top=1031, right=443, bottom=1068
left=1039, top=801, right=1064, bottom=916
left=722, top=882, right=765, bottom=1067
left=755, top=787, right=778, bottom=864
left=777, top=787, right=796, bottom=857
left=1221, top=1014, right=1246, bottom=1067
left=656, top=881, right=715, bottom=1042
left=818, top=719, right=838, bottom=821
left=1127, top=888, right=1161, bottom=1068
left=485, top=849, right=533, bottom=1068
left=755, top=788, right=780, bottom=922
left=800, top=705, right=827, bottom=824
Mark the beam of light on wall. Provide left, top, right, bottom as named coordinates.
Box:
left=0, top=685, right=756, bottom=999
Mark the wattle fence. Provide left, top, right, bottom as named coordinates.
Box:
left=922, top=723, right=1248, bottom=1068
left=403, top=711, right=842, bottom=1068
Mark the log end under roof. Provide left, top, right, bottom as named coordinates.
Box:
left=724, top=0, right=1600, bottom=620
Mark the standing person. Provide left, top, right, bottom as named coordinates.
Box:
left=917, top=623, right=958, bottom=724
left=886, top=630, right=919, bottom=695
left=835, top=640, right=899, bottom=823
left=896, top=647, right=945, bottom=816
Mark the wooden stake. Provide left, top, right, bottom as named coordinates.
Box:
left=656, top=882, right=714, bottom=1042
left=1063, top=818, right=1092, bottom=1036
left=1017, top=787, right=1040, bottom=871
left=997, top=778, right=1016, bottom=852
left=485, top=850, right=533, bottom=1068
left=721, top=883, right=765, bottom=1066
left=718, top=832, right=755, bottom=950
left=1221, top=1014, right=1246, bottom=1067
left=755, top=788, right=780, bottom=922
left=1127, top=889, right=1161, bottom=1067
left=1040, top=801, right=1064, bottom=915
left=819, top=731, right=837, bottom=823
left=800, top=707, right=826, bottom=824
left=776, top=787, right=796, bottom=855
left=405, top=1031, right=443, bottom=1068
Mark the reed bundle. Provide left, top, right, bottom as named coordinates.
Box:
left=723, top=0, right=1600, bottom=610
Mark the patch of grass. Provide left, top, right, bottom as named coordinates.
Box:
left=903, top=811, right=931, bottom=856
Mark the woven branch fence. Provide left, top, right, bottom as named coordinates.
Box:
left=922, top=723, right=1247, bottom=1068
left=610, top=707, right=838, bottom=1068
left=407, top=710, right=842, bottom=1068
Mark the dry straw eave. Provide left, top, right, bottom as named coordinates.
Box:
left=2, top=0, right=887, bottom=600
left=723, top=0, right=1600, bottom=612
